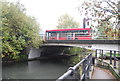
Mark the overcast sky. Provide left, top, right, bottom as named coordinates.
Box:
left=8, top=0, right=84, bottom=31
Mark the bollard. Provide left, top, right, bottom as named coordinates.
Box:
left=118, top=51, right=120, bottom=75
left=110, top=50, right=112, bottom=64
left=114, top=51, right=116, bottom=69
left=95, top=49, right=97, bottom=58
left=92, top=57, right=95, bottom=65
left=101, top=50, right=103, bottom=62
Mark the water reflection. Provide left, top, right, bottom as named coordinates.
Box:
left=2, top=46, right=89, bottom=80
left=2, top=60, right=69, bottom=79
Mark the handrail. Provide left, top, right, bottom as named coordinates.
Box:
left=56, top=48, right=120, bottom=81
left=95, top=49, right=120, bottom=75
left=40, top=33, right=120, bottom=40
left=56, top=53, right=93, bottom=81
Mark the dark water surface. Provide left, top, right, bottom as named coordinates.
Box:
left=2, top=60, right=69, bottom=79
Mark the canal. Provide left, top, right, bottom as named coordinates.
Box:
left=2, top=59, right=69, bottom=79
left=3, top=44, right=119, bottom=80
left=2, top=46, right=79, bottom=80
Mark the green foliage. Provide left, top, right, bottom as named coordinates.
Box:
left=78, top=0, right=120, bottom=39
left=69, top=56, right=80, bottom=66
left=69, top=47, right=85, bottom=55
left=64, top=47, right=89, bottom=66
left=1, top=1, right=42, bottom=60
left=56, top=14, right=80, bottom=29
left=106, top=53, right=120, bottom=57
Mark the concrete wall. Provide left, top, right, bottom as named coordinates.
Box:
left=28, top=48, right=42, bottom=59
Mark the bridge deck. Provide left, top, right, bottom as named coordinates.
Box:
left=46, top=40, right=120, bottom=44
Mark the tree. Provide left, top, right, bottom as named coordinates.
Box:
left=117, top=1, right=120, bottom=39
left=56, top=14, right=80, bottom=29
left=1, top=1, right=42, bottom=60
left=78, top=0, right=120, bottom=39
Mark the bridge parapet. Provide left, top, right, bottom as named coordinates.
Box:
left=46, top=40, right=120, bottom=44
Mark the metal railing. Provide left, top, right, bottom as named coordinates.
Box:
left=95, top=49, right=120, bottom=75
left=41, top=33, right=120, bottom=40
left=56, top=49, right=120, bottom=81
left=56, top=53, right=93, bottom=81
left=46, top=36, right=92, bottom=40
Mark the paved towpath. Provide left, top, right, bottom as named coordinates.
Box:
left=91, top=67, right=117, bottom=80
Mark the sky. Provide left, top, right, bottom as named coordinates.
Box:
left=8, top=0, right=84, bottom=31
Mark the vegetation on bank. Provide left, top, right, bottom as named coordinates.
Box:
left=106, top=53, right=120, bottom=57
left=61, top=47, right=93, bottom=76
left=1, top=1, right=42, bottom=61
left=63, top=47, right=92, bottom=66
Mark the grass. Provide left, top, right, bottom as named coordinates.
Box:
left=106, top=53, right=120, bottom=57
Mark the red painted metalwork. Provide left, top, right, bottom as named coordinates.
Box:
left=46, top=28, right=92, bottom=40
left=46, top=28, right=91, bottom=32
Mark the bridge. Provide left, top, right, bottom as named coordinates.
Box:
left=45, top=40, right=120, bottom=44
left=43, top=40, right=119, bottom=51
left=42, top=40, right=120, bottom=80
left=29, top=39, right=120, bottom=80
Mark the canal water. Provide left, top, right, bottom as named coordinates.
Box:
left=3, top=44, right=119, bottom=80
left=2, top=59, right=69, bottom=79
left=2, top=46, right=72, bottom=80
left=2, top=46, right=85, bottom=80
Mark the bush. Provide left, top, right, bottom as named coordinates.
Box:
left=1, top=1, right=42, bottom=61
